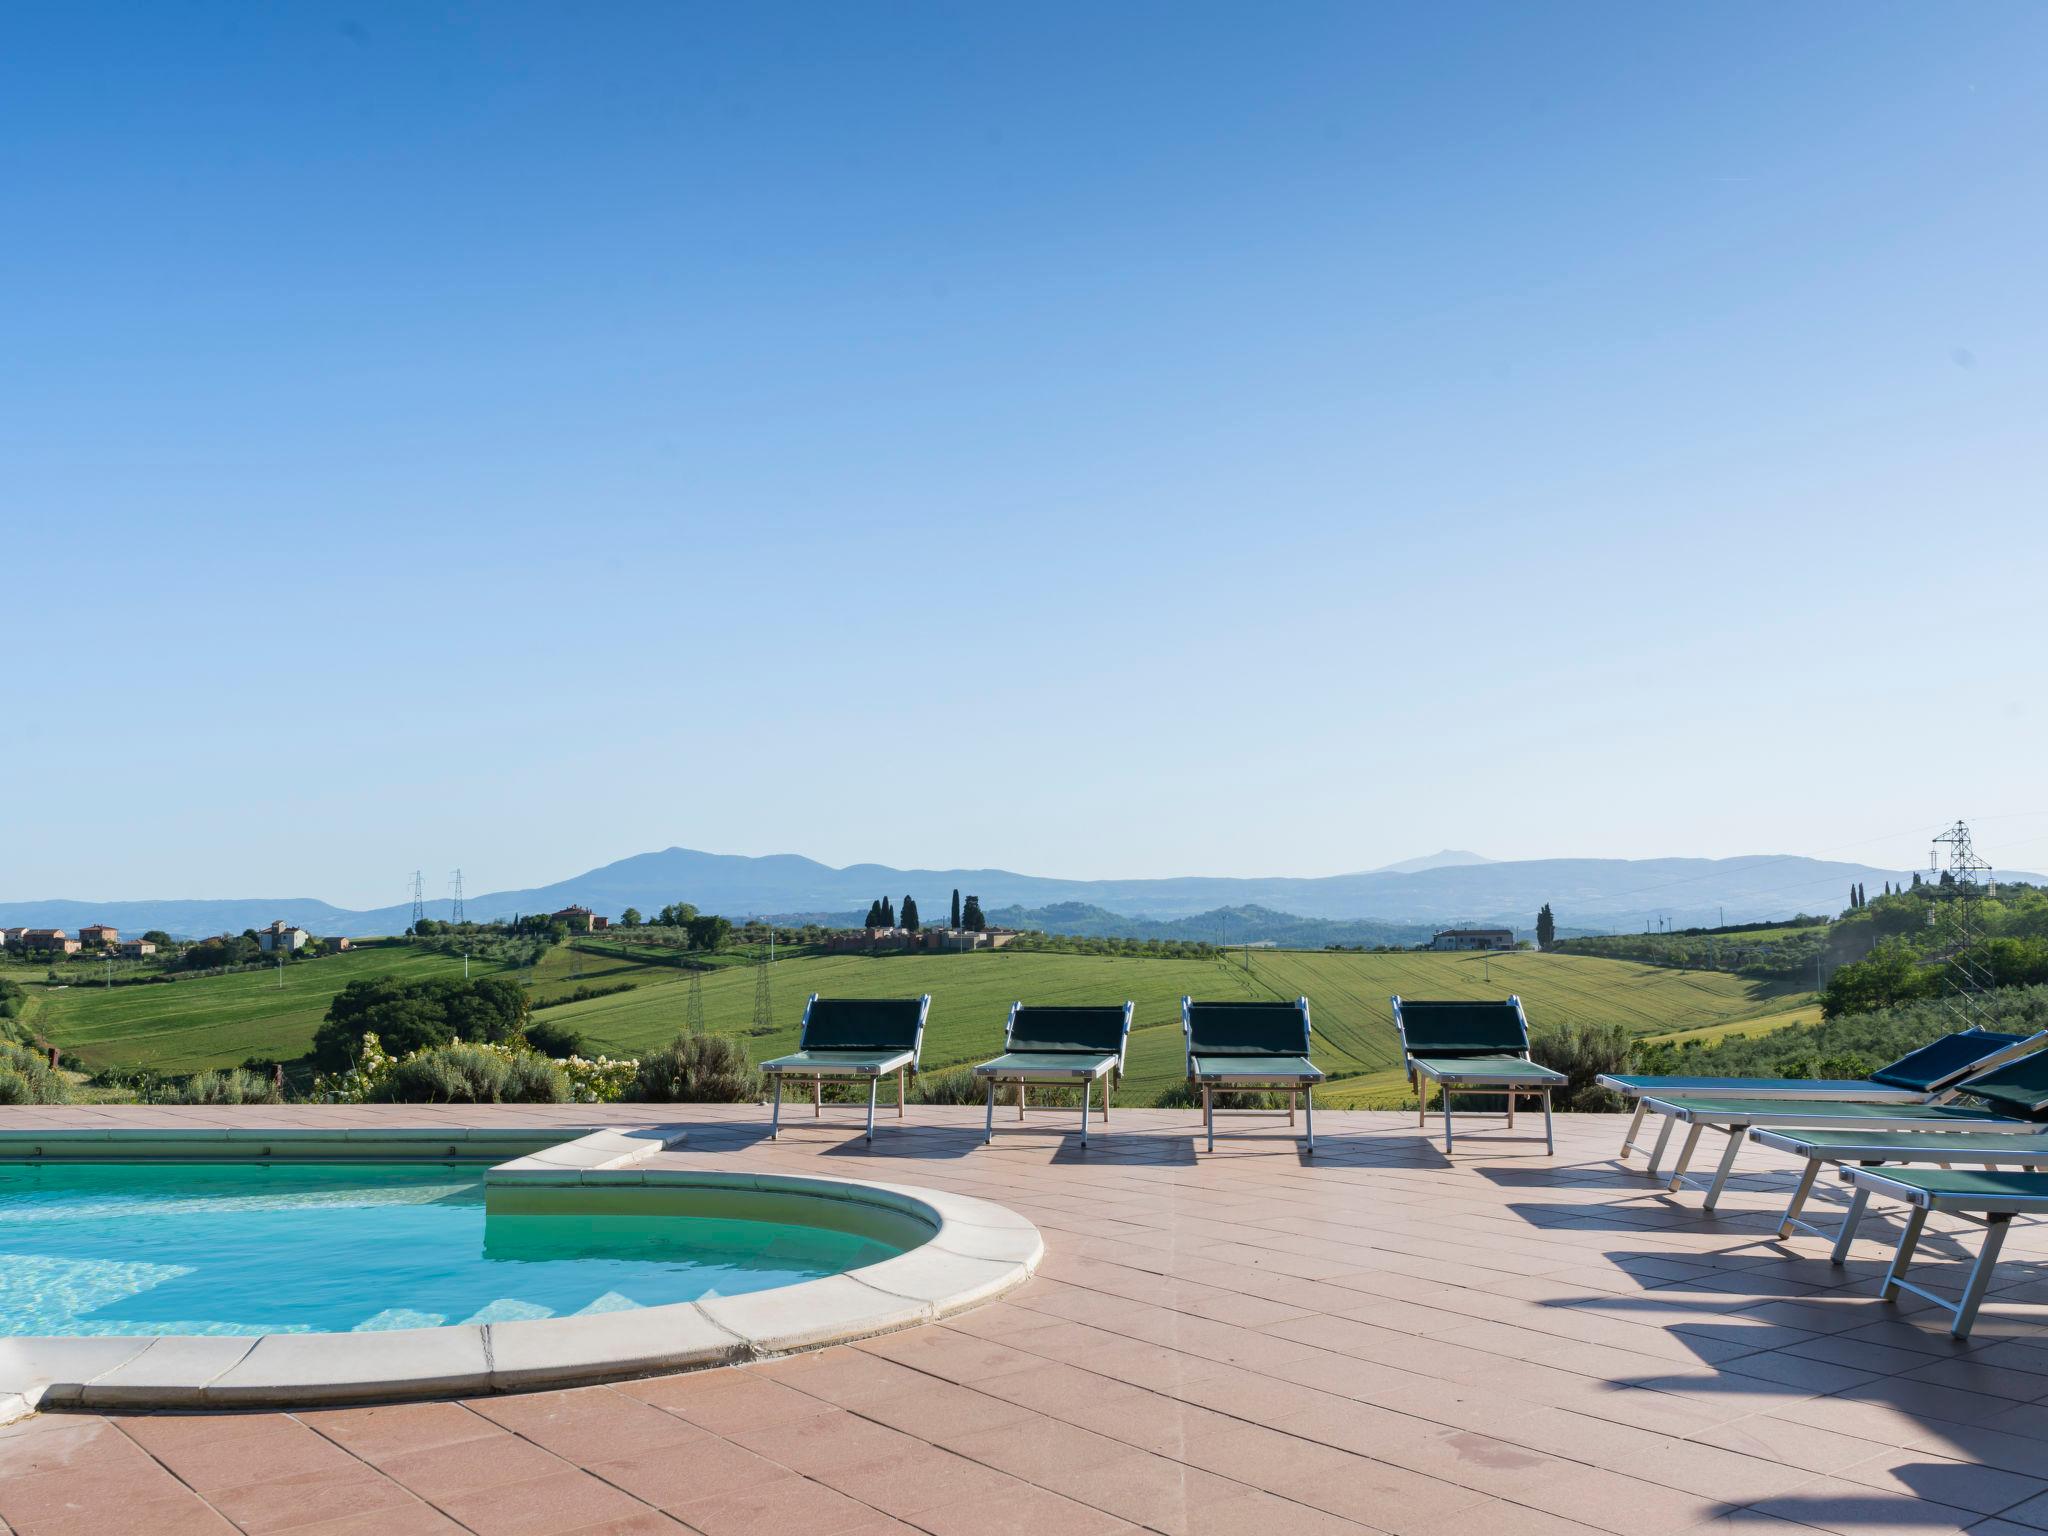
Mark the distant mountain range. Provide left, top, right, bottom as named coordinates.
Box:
left=5, top=845, right=2022, bottom=941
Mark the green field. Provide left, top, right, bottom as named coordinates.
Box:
left=32, top=946, right=494, bottom=1074
left=23, top=938, right=1806, bottom=1104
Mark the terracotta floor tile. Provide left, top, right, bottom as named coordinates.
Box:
left=116, top=1415, right=360, bottom=1492
left=203, top=1466, right=424, bottom=1535
left=295, top=1400, right=502, bottom=1460
left=906, top=1481, right=1140, bottom=1536
left=584, top=1436, right=793, bottom=1509
left=619, top=1371, right=841, bottom=1435
left=465, top=1387, right=709, bottom=1463
left=376, top=1431, right=570, bottom=1498
left=667, top=1471, right=883, bottom=1536
left=806, top=1445, right=1020, bottom=1516
left=434, top=1469, right=658, bottom=1536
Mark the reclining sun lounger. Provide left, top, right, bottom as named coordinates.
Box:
left=1634, top=1044, right=2048, bottom=1210
left=1183, top=997, right=1323, bottom=1153
left=1601, top=1027, right=2037, bottom=1161
left=973, top=1002, right=1132, bottom=1148
left=1841, top=1167, right=2048, bottom=1338
left=1751, top=1128, right=2048, bottom=1255
left=763, top=993, right=929, bottom=1142
left=1392, top=996, right=1566, bottom=1154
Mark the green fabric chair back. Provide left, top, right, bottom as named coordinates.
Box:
left=1394, top=998, right=1529, bottom=1057
left=1009, top=1004, right=1130, bottom=1057
left=1183, top=999, right=1311, bottom=1057
left=1868, top=1028, right=2026, bottom=1092
left=1960, top=1046, right=2048, bottom=1120
left=800, top=996, right=927, bottom=1053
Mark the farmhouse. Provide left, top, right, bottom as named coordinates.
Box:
left=22, top=929, right=81, bottom=955
left=1428, top=926, right=1516, bottom=952
left=257, top=921, right=311, bottom=953
left=552, top=905, right=609, bottom=933
left=0, top=927, right=25, bottom=949
left=117, top=939, right=156, bottom=958
left=826, top=926, right=1017, bottom=954
left=79, top=923, right=120, bottom=947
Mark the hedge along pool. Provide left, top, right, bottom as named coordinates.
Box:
left=0, top=1161, right=925, bottom=1337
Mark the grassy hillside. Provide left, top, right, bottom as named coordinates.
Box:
left=34, top=945, right=502, bottom=1073
left=24, top=939, right=1804, bottom=1102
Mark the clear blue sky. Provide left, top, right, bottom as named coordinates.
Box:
left=8, top=2, right=2047, bottom=907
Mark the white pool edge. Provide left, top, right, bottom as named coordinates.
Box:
left=0, top=1128, right=1043, bottom=1415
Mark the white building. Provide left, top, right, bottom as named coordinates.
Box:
left=1428, top=927, right=1516, bottom=952
left=257, top=921, right=311, bottom=953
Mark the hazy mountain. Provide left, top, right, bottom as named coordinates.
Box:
left=5, top=845, right=2013, bottom=939
left=1371, top=849, right=1495, bottom=875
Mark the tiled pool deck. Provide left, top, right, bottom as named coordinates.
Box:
left=4, top=1102, right=2048, bottom=1536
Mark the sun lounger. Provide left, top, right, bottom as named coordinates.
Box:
left=1183, top=997, right=1323, bottom=1153
left=1633, top=1045, right=2048, bottom=1209
left=1839, top=1167, right=2048, bottom=1338
left=1392, top=996, right=1566, bottom=1154
left=1601, top=1027, right=2038, bottom=1160
left=973, top=1002, right=1132, bottom=1147
left=1750, top=1128, right=2048, bottom=1256
left=763, top=994, right=929, bottom=1142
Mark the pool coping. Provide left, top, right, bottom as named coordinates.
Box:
left=0, top=1128, right=1043, bottom=1415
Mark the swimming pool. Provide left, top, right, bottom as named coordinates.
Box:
left=0, top=1162, right=915, bottom=1337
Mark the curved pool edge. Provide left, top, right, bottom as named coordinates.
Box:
left=0, top=1166, right=1043, bottom=1415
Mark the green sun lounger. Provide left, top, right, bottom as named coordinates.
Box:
left=1840, top=1167, right=2048, bottom=1338
left=1750, top=1127, right=2048, bottom=1256
left=1183, top=996, right=1323, bottom=1153
left=1601, top=1027, right=2039, bottom=1161
left=974, top=1002, right=1132, bottom=1148
left=1635, top=1045, right=2048, bottom=1210
left=1393, top=996, right=1566, bottom=1154
left=763, top=994, right=930, bottom=1142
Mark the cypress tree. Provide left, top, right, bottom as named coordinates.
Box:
left=951, top=888, right=961, bottom=929
left=902, top=896, right=919, bottom=931
left=1535, top=903, right=1556, bottom=952
left=864, top=900, right=883, bottom=927
left=882, top=897, right=896, bottom=926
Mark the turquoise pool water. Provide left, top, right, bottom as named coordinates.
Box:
left=0, top=1162, right=909, bottom=1337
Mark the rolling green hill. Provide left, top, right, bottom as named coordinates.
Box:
left=27, top=938, right=1803, bottom=1104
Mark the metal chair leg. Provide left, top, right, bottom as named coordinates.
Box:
left=1878, top=1205, right=1930, bottom=1301
left=1952, top=1215, right=2013, bottom=1338
left=1619, top=1100, right=1646, bottom=1159
left=984, top=1078, right=996, bottom=1144
left=1442, top=1082, right=1454, bottom=1153
left=1830, top=1186, right=1873, bottom=1265
left=1204, top=1084, right=1214, bottom=1153
left=864, top=1076, right=878, bottom=1142
left=1779, top=1159, right=1822, bottom=1238
left=1304, top=1086, right=1314, bottom=1154
left=769, top=1073, right=782, bottom=1139
left=1646, top=1114, right=1676, bottom=1179
left=1017, top=1082, right=1026, bottom=1121
left=1540, top=1089, right=1553, bottom=1155
left=814, top=1075, right=822, bottom=1117
left=1667, top=1124, right=1704, bottom=1192
left=1702, top=1128, right=1746, bottom=1210
left=898, top=1065, right=906, bottom=1118
left=1081, top=1076, right=1090, bottom=1148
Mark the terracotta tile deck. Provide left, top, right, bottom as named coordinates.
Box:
left=5, top=1103, right=2048, bottom=1534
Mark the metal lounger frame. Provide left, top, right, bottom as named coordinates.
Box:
left=1394, top=994, right=1556, bottom=1155
left=765, top=992, right=930, bottom=1143
left=1633, top=1097, right=2027, bottom=1211
left=1182, top=995, right=1319, bottom=1155
left=1844, top=1168, right=2048, bottom=1338
left=977, top=1000, right=1132, bottom=1149
left=1604, top=1029, right=2048, bottom=1162
left=1747, top=1127, right=2048, bottom=1259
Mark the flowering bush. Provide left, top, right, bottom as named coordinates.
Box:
left=313, top=1032, right=638, bottom=1105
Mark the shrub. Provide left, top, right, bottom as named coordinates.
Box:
left=161, top=1068, right=282, bottom=1106
left=909, top=1067, right=982, bottom=1105
left=0, top=1040, right=68, bottom=1105
left=1152, top=1081, right=1287, bottom=1110
left=1527, top=1020, right=1632, bottom=1112
left=630, top=1031, right=761, bottom=1103
left=372, top=1042, right=569, bottom=1104
left=311, top=976, right=528, bottom=1070
left=521, top=1018, right=586, bottom=1058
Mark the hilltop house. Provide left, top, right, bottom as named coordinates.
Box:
left=1428, top=927, right=1516, bottom=952
left=117, top=939, right=156, bottom=958
left=552, top=905, right=609, bottom=933
left=257, top=921, right=311, bottom=953
left=0, top=928, right=26, bottom=949
left=78, top=923, right=120, bottom=948
left=826, top=926, right=1016, bottom=954
left=21, top=930, right=81, bottom=955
